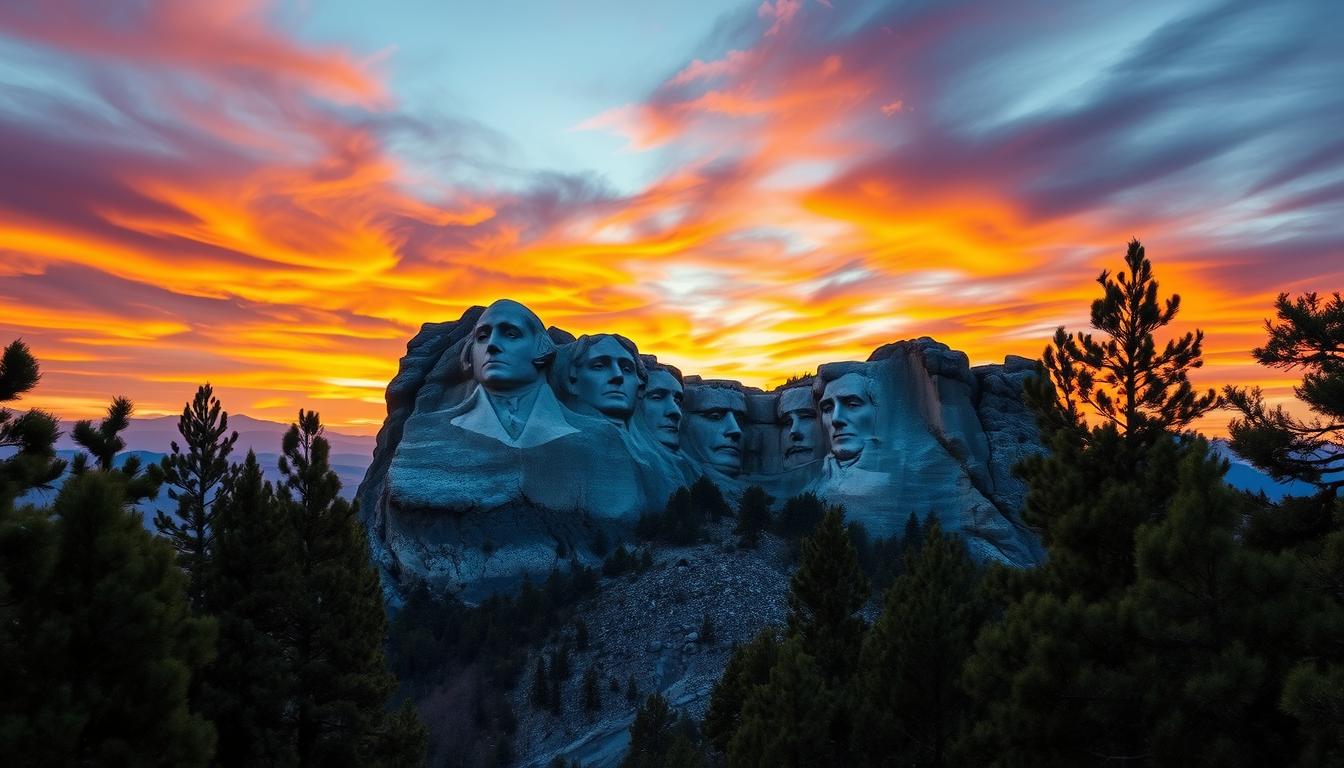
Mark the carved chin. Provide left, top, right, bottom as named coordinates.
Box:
left=831, top=438, right=864, bottom=462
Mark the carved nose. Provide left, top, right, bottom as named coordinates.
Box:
left=486, top=341, right=503, bottom=354
left=724, top=413, right=742, bottom=440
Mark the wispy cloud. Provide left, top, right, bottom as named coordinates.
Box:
left=1, top=0, right=1340, bottom=436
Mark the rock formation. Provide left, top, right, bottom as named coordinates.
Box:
left=357, top=300, right=1045, bottom=600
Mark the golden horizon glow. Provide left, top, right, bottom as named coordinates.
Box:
left=1, top=2, right=1339, bottom=437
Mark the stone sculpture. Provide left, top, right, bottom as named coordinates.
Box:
left=561, top=334, right=645, bottom=425
left=641, top=359, right=684, bottom=451
left=681, top=384, right=748, bottom=477
left=816, top=367, right=878, bottom=464
left=777, top=385, right=822, bottom=469
left=358, top=300, right=1047, bottom=600
left=450, top=299, right=575, bottom=448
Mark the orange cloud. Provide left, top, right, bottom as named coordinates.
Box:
left=2, top=0, right=1338, bottom=442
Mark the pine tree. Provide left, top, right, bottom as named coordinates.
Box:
left=726, top=639, right=835, bottom=768
left=1030, top=238, right=1218, bottom=448
left=691, top=474, right=731, bottom=521
left=786, top=505, right=868, bottom=681
left=575, top=618, right=590, bottom=651
left=626, top=674, right=639, bottom=704
left=202, top=450, right=299, bottom=768
left=0, top=471, right=216, bottom=765
left=962, top=243, right=1251, bottom=765
left=71, top=396, right=163, bottom=504
left=1224, top=291, right=1344, bottom=496
left=622, top=694, right=706, bottom=768
left=0, top=339, right=64, bottom=510
left=279, top=409, right=424, bottom=766
left=1222, top=292, right=1344, bottom=764
left=734, top=485, right=772, bottom=547
left=852, top=520, right=987, bottom=767
left=583, top=667, right=601, bottom=713
left=704, top=629, right=779, bottom=753
left=155, top=384, right=239, bottom=609
left=1127, top=442, right=1309, bottom=766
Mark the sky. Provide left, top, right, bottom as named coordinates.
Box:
left=1, top=0, right=1341, bottom=436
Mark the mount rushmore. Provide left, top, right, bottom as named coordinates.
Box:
left=357, top=299, right=1045, bottom=599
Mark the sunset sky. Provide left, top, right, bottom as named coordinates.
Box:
left=1, top=0, right=1340, bottom=436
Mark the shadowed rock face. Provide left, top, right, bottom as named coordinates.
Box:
left=358, top=302, right=1044, bottom=601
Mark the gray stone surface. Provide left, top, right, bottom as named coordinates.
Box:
left=358, top=302, right=1047, bottom=600
left=511, top=526, right=794, bottom=768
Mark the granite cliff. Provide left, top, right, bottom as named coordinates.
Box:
left=356, top=300, right=1045, bottom=602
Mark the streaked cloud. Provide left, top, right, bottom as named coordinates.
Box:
left=1, top=0, right=1340, bottom=436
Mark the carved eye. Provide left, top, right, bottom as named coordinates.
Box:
left=702, top=409, right=727, bottom=421
left=647, top=391, right=665, bottom=401
left=475, top=328, right=490, bottom=342
left=619, top=360, right=634, bottom=374
left=843, top=396, right=865, bottom=408
left=819, top=400, right=834, bottom=414
left=672, top=393, right=684, bottom=405
left=505, top=328, right=522, bottom=339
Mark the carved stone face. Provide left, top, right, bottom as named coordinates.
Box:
left=643, top=369, right=684, bottom=450
left=818, top=372, right=876, bottom=462
left=684, top=387, right=747, bottom=475
left=777, top=386, right=820, bottom=469
left=570, top=336, right=640, bottom=422
left=469, top=300, right=545, bottom=393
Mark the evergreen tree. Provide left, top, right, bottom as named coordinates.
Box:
left=786, top=505, right=868, bottom=681
left=1030, top=238, right=1218, bottom=448
left=691, top=474, right=731, bottom=521
left=726, top=639, right=836, bottom=768
left=775, top=492, right=826, bottom=560
left=155, top=383, right=239, bottom=609
left=583, top=667, right=601, bottom=713
left=622, top=694, right=706, bottom=768
left=626, top=674, right=639, bottom=704
left=575, top=618, right=590, bottom=651
left=203, top=450, right=299, bottom=768
left=1223, top=292, right=1344, bottom=764
left=734, top=485, right=772, bottom=547
left=1224, top=291, right=1344, bottom=495
left=551, top=644, right=572, bottom=681
left=901, top=511, right=924, bottom=557
left=852, top=521, right=987, bottom=767
left=0, top=471, right=215, bottom=766
left=704, top=629, right=779, bottom=753
left=279, top=409, right=424, bottom=766
left=0, top=339, right=64, bottom=510
left=70, top=396, right=163, bottom=504
left=961, top=243, right=1265, bottom=766
left=1127, top=443, right=1308, bottom=766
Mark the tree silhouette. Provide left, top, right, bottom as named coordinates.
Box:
left=1225, top=291, right=1344, bottom=495
left=1031, top=238, right=1218, bottom=446
left=155, top=383, right=239, bottom=609
left=0, top=339, right=64, bottom=508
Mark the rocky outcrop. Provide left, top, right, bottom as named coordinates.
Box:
left=357, top=302, right=1046, bottom=601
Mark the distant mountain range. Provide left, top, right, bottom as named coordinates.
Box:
left=54, top=413, right=376, bottom=458
left=12, top=416, right=1318, bottom=527
left=18, top=415, right=377, bottom=532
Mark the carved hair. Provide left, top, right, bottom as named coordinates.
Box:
left=459, top=299, right=558, bottom=376
left=811, top=362, right=878, bottom=407
left=566, top=334, right=648, bottom=385
left=639, top=354, right=683, bottom=385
